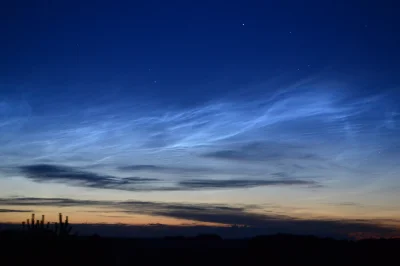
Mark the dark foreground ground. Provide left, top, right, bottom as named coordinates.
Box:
left=1, top=231, right=399, bottom=265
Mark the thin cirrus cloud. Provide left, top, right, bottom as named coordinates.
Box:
left=178, top=179, right=318, bottom=189
left=116, top=164, right=265, bottom=178
left=15, top=164, right=319, bottom=192
left=0, top=84, right=387, bottom=164
left=117, top=164, right=213, bottom=174
left=0, top=85, right=395, bottom=200
left=200, top=141, right=322, bottom=162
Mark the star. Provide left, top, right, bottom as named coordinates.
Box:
left=242, top=23, right=245, bottom=26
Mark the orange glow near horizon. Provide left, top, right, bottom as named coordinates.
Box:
left=1, top=205, right=400, bottom=229
left=3, top=210, right=400, bottom=240
left=0, top=208, right=225, bottom=227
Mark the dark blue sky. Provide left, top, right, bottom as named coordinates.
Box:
left=0, top=0, right=399, bottom=237
left=1, top=0, right=399, bottom=106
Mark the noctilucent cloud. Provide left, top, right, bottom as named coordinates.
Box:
left=0, top=1, right=399, bottom=237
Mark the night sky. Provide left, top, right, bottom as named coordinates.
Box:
left=0, top=0, right=399, bottom=238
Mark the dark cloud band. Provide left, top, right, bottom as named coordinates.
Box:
left=16, top=164, right=319, bottom=192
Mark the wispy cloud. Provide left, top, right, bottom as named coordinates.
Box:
left=201, top=141, right=322, bottom=162
left=0, top=85, right=379, bottom=162
left=178, top=179, right=318, bottom=189
left=117, top=164, right=212, bottom=174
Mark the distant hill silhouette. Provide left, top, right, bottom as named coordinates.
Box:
left=0, top=213, right=398, bottom=265
left=1, top=228, right=399, bottom=265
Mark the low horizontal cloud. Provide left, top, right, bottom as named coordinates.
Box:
left=0, top=197, right=108, bottom=207
left=0, top=197, right=397, bottom=238
left=19, top=164, right=161, bottom=191
left=0, top=197, right=267, bottom=226
left=118, top=201, right=278, bottom=226
left=330, top=202, right=360, bottom=207
left=0, top=209, right=33, bottom=213
left=16, top=164, right=319, bottom=192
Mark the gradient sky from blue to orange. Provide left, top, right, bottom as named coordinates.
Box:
left=0, top=0, right=399, bottom=235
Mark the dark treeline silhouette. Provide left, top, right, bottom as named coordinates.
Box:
left=0, top=213, right=398, bottom=265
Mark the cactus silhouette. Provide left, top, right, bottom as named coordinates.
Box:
left=23, top=214, right=47, bottom=231
left=54, top=213, right=72, bottom=236
left=21, top=213, right=72, bottom=237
